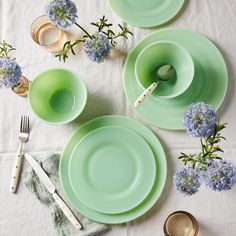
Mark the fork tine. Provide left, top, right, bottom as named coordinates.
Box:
left=24, top=116, right=27, bottom=133
left=22, top=116, right=25, bottom=132
left=20, top=116, right=24, bottom=132
left=20, top=115, right=30, bottom=133
left=26, top=116, right=30, bottom=133
left=23, top=116, right=29, bottom=133
left=23, top=116, right=27, bottom=133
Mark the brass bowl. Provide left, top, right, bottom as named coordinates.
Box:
left=163, top=211, right=199, bottom=236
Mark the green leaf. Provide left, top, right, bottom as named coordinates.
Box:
left=107, top=29, right=115, bottom=35
left=217, top=123, right=227, bottom=132
left=111, top=40, right=117, bottom=47
left=71, top=47, right=76, bottom=55
left=91, top=22, right=99, bottom=27
left=62, top=41, right=69, bottom=50
left=118, top=24, right=123, bottom=30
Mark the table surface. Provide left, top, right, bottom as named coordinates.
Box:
left=1, top=0, right=236, bottom=235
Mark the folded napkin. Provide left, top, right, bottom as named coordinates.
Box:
left=23, top=152, right=109, bottom=236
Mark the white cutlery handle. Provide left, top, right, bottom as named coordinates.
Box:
left=52, top=192, right=82, bottom=230
left=134, top=82, right=158, bottom=108
left=9, top=142, right=23, bottom=193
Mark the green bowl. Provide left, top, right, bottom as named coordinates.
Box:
left=135, top=41, right=195, bottom=99
left=29, top=69, right=87, bottom=124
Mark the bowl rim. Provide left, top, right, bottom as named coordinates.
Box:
left=134, top=40, right=195, bottom=99
left=163, top=210, right=199, bottom=236
left=28, top=68, right=88, bottom=125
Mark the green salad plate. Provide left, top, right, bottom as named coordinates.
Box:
left=68, top=126, right=156, bottom=214
left=60, top=116, right=167, bottom=224
left=107, top=0, right=185, bottom=28
left=123, top=28, right=228, bottom=130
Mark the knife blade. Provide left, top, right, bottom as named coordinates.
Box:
left=25, top=153, right=55, bottom=193
left=25, top=153, right=82, bottom=230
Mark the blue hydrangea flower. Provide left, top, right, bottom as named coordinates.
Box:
left=84, top=34, right=111, bottom=63
left=0, top=58, right=22, bottom=88
left=45, top=0, right=78, bottom=29
left=183, top=102, right=217, bottom=138
left=173, top=167, right=201, bottom=196
left=201, top=160, right=236, bottom=191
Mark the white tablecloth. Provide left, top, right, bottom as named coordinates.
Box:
left=1, top=0, right=236, bottom=235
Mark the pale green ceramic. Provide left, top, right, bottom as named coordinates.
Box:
left=68, top=126, right=156, bottom=214
left=123, top=29, right=228, bottom=130
left=29, top=69, right=87, bottom=124
left=135, top=41, right=194, bottom=98
left=107, top=0, right=185, bottom=27
left=60, top=115, right=167, bottom=224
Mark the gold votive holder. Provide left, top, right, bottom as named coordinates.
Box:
left=30, top=15, right=66, bottom=53
left=12, top=76, right=31, bottom=97
left=163, top=211, right=199, bottom=236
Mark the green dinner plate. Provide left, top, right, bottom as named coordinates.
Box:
left=107, top=0, right=185, bottom=28
left=60, top=115, right=167, bottom=224
left=123, top=28, right=228, bottom=130
left=68, top=126, right=156, bottom=214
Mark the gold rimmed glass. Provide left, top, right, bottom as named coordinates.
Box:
left=30, top=15, right=66, bottom=53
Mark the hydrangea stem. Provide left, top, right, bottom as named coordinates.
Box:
left=66, top=17, right=92, bottom=39
left=74, top=22, right=92, bottom=39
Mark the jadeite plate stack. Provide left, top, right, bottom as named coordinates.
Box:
left=60, top=116, right=167, bottom=223
left=123, top=28, right=228, bottom=130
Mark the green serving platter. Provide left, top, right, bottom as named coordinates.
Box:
left=107, top=0, right=185, bottom=28
left=68, top=126, right=156, bottom=214
left=123, top=28, right=228, bottom=130
left=60, top=115, right=167, bottom=224
left=29, top=69, right=87, bottom=125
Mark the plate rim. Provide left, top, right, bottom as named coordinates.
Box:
left=107, top=0, right=186, bottom=28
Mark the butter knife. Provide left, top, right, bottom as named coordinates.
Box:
left=25, top=153, right=82, bottom=230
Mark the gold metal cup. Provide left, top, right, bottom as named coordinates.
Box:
left=12, top=76, right=31, bottom=97
left=163, top=211, right=199, bottom=236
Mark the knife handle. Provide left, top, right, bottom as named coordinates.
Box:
left=52, top=192, right=82, bottom=230
left=9, top=142, right=23, bottom=193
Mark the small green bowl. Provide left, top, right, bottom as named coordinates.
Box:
left=29, top=69, right=87, bottom=124
left=135, top=41, right=195, bottom=99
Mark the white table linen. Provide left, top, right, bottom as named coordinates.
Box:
left=1, top=0, right=236, bottom=235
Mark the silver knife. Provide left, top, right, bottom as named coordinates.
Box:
left=25, top=153, right=82, bottom=230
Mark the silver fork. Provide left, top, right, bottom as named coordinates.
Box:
left=10, top=116, right=30, bottom=193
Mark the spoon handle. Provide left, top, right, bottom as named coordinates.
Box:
left=134, top=82, right=158, bottom=108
